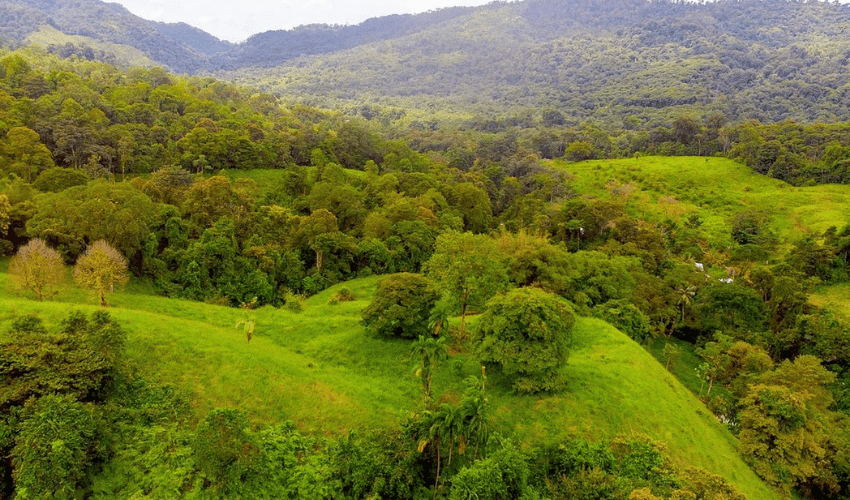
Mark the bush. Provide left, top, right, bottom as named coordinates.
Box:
left=361, top=273, right=439, bottom=339
left=0, top=311, right=126, bottom=407
left=593, top=299, right=652, bottom=344
left=335, top=286, right=355, bottom=302
left=193, top=409, right=260, bottom=494
left=11, top=394, right=98, bottom=500
left=283, top=290, right=305, bottom=313
left=449, top=443, right=530, bottom=500
left=476, top=287, right=575, bottom=393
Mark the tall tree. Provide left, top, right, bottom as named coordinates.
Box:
left=425, top=232, right=507, bottom=337
left=0, top=194, right=10, bottom=236
left=1, top=127, right=55, bottom=181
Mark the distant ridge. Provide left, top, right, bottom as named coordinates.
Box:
left=2, top=0, right=850, bottom=124
left=148, top=21, right=234, bottom=57
left=217, top=6, right=482, bottom=69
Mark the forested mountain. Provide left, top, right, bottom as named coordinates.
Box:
left=0, top=0, right=211, bottom=72
left=2, top=0, right=850, bottom=125
left=227, top=0, right=850, bottom=126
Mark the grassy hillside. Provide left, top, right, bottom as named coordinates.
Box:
left=25, top=25, right=159, bottom=68
left=555, top=156, right=850, bottom=246
left=0, top=263, right=779, bottom=499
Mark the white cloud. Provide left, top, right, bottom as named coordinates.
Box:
left=112, top=0, right=494, bottom=41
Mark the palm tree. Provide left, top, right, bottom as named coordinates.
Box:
left=418, top=403, right=463, bottom=500
left=459, top=372, right=490, bottom=460
left=428, top=302, right=451, bottom=337
left=676, top=285, right=697, bottom=324
left=410, top=336, right=449, bottom=400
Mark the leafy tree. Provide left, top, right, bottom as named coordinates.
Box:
left=361, top=273, right=440, bottom=339
left=565, top=141, right=594, bottom=162
left=73, top=240, right=129, bottom=306
left=425, top=232, right=508, bottom=337
left=694, top=282, right=765, bottom=334
left=27, top=180, right=158, bottom=263
left=562, top=250, right=640, bottom=312
left=451, top=182, right=493, bottom=233
left=8, top=238, right=65, bottom=300
left=297, top=209, right=340, bottom=273
left=730, top=209, right=775, bottom=246
left=1, top=126, right=55, bottom=182
left=476, top=287, right=575, bottom=393
left=31, top=168, right=88, bottom=193
left=144, top=164, right=194, bottom=206
left=662, top=343, right=682, bottom=371
left=738, top=356, right=840, bottom=497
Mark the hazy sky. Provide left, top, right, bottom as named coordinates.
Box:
left=111, top=0, right=496, bottom=43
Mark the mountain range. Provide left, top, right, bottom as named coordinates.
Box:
left=3, top=0, right=850, bottom=125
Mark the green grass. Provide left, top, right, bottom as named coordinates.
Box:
left=554, top=156, right=850, bottom=247
left=0, top=265, right=778, bottom=499
left=809, top=282, right=850, bottom=322
left=646, top=336, right=706, bottom=396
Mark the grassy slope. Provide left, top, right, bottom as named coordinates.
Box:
left=25, top=25, right=158, bottom=68
left=0, top=265, right=777, bottom=499
left=555, top=156, right=850, bottom=247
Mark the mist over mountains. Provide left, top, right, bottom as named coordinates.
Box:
left=3, top=0, right=850, bottom=125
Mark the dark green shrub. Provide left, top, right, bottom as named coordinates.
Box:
left=449, top=443, right=530, bottom=500
left=361, top=273, right=439, bottom=339
left=593, top=299, right=652, bottom=344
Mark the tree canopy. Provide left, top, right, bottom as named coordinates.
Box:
left=476, top=287, right=576, bottom=393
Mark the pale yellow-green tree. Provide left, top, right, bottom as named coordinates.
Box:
left=8, top=238, right=66, bottom=300
left=0, top=194, right=10, bottom=237
left=73, top=240, right=129, bottom=306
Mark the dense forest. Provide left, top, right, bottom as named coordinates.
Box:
left=2, top=0, right=850, bottom=127
left=223, top=0, right=850, bottom=126
left=1, top=47, right=850, bottom=499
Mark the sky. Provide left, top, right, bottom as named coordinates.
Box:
left=110, top=0, right=497, bottom=43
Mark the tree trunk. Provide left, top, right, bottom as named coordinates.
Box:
left=459, top=291, right=470, bottom=339
left=433, top=436, right=441, bottom=500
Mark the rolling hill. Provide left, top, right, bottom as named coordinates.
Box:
left=0, top=265, right=780, bottom=500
